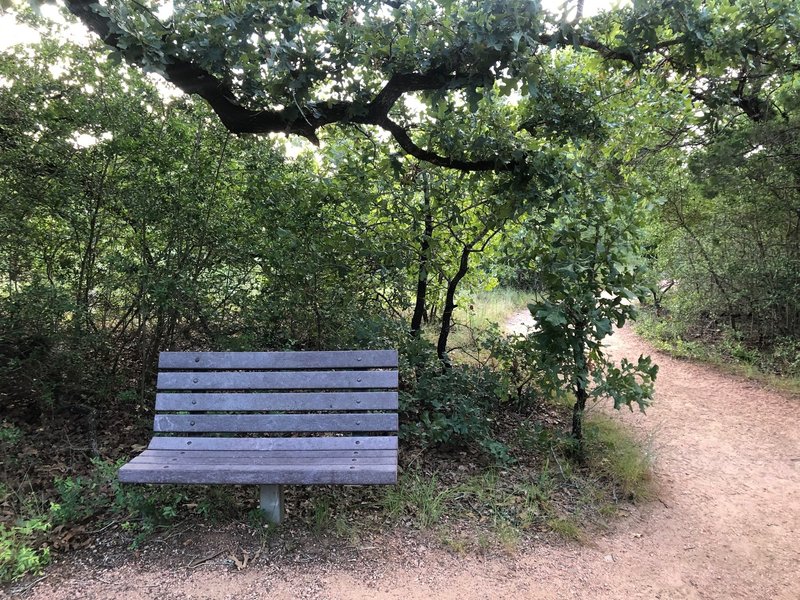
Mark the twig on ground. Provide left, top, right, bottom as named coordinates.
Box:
left=186, top=549, right=225, bottom=569
left=10, top=574, right=49, bottom=595
left=153, top=521, right=192, bottom=544
left=89, top=520, right=118, bottom=535
left=550, top=447, right=567, bottom=480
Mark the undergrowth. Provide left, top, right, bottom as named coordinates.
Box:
left=1, top=415, right=654, bottom=581
left=2, top=288, right=656, bottom=581
left=583, top=416, right=655, bottom=503
left=376, top=414, right=653, bottom=551
left=458, top=288, right=532, bottom=331
left=0, top=458, right=245, bottom=582
left=445, top=287, right=531, bottom=364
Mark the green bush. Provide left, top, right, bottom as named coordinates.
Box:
left=0, top=422, right=23, bottom=445
left=399, top=337, right=510, bottom=462
left=638, top=309, right=800, bottom=379
left=768, top=338, right=800, bottom=376
left=0, top=518, right=51, bottom=582
left=485, top=332, right=545, bottom=407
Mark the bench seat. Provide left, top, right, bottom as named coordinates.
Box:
left=119, top=444, right=398, bottom=485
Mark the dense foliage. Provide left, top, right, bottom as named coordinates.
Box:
left=0, top=38, right=396, bottom=422
left=646, top=118, right=800, bottom=358
left=0, top=32, right=540, bottom=456
left=1, top=0, right=796, bottom=454
left=635, top=2, right=800, bottom=372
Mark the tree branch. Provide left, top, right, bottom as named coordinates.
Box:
left=377, top=117, right=507, bottom=171
left=537, top=31, right=686, bottom=64
left=62, top=0, right=686, bottom=171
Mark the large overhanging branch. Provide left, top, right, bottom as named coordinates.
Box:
left=376, top=117, right=502, bottom=171
left=63, top=0, right=680, bottom=172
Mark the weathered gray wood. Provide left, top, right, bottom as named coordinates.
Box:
left=118, top=462, right=397, bottom=485
left=128, top=453, right=396, bottom=466
left=153, top=413, right=398, bottom=433
left=155, top=391, right=398, bottom=411
left=122, top=348, right=399, bottom=496
left=260, top=485, right=284, bottom=523
left=147, top=436, right=398, bottom=451
left=157, top=370, right=398, bottom=391
left=140, top=449, right=397, bottom=459
left=159, top=350, right=398, bottom=370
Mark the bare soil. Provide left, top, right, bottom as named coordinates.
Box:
left=4, top=321, right=799, bottom=599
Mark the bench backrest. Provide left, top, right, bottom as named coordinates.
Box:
left=148, top=350, right=399, bottom=452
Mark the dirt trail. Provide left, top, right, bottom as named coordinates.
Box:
left=10, top=319, right=800, bottom=599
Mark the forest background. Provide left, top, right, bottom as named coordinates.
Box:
left=0, top=0, right=798, bottom=582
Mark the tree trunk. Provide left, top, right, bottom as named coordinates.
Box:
left=410, top=176, right=433, bottom=337
left=571, top=327, right=589, bottom=460
left=436, top=245, right=471, bottom=364
left=435, top=221, right=503, bottom=364
left=571, top=383, right=588, bottom=460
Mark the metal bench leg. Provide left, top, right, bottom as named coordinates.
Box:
left=259, top=485, right=284, bottom=523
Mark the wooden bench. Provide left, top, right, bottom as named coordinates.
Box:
left=118, top=350, right=399, bottom=522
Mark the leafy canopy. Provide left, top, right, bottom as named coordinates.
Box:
left=52, top=0, right=800, bottom=172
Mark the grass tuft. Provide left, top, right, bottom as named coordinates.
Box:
left=583, top=416, right=655, bottom=503
left=546, top=516, right=583, bottom=541
left=382, top=473, right=452, bottom=529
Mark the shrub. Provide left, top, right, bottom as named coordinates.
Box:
left=400, top=346, right=510, bottom=462
left=0, top=518, right=51, bottom=582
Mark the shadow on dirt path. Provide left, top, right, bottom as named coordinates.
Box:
left=10, top=320, right=799, bottom=600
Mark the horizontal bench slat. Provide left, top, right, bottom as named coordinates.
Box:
left=129, top=452, right=396, bottom=466
left=118, top=463, right=397, bottom=485
left=155, top=391, right=398, bottom=411
left=159, top=350, right=398, bottom=370
left=153, top=413, right=398, bottom=433
left=140, top=449, right=397, bottom=459
left=157, top=370, right=398, bottom=391
left=147, top=436, right=398, bottom=451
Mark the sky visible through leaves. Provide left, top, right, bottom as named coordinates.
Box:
left=1, top=0, right=630, bottom=50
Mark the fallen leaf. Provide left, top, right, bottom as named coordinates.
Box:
left=229, top=552, right=245, bottom=570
